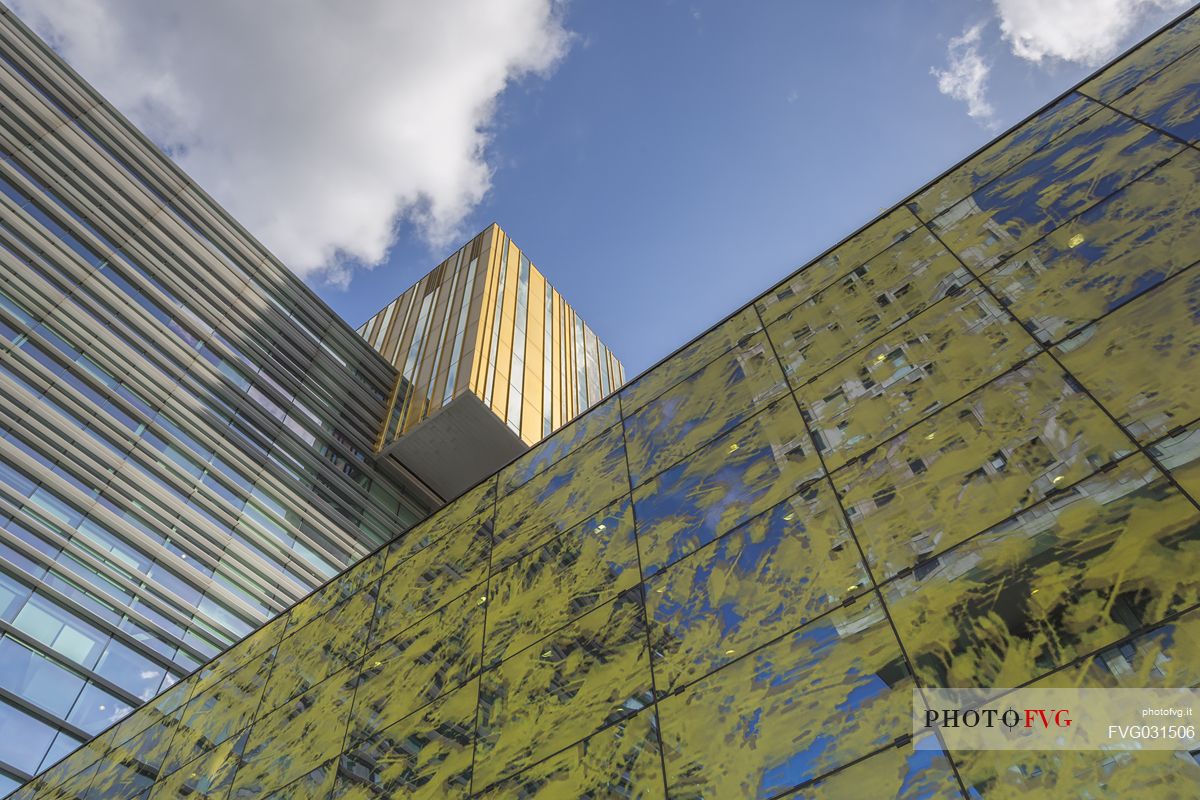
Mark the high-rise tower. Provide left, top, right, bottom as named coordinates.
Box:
left=358, top=224, right=624, bottom=497
left=0, top=7, right=441, bottom=793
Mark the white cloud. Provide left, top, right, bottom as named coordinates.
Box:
left=994, top=0, right=1190, bottom=66
left=931, top=23, right=997, bottom=124
left=10, top=0, right=570, bottom=285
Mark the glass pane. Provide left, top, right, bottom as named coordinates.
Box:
left=88, top=711, right=180, bottom=798
left=163, top=649, right=273, bottom=775
left=634, top=396, right=823, bottom=576
left=285, top=550, right=382, bottom=634
left=350, top=591, right=482, bottom=746
left=500, top=395, right=620, bottom=493
left=334, top=680, right=476, bottom=799
left=623, top=331, right=789, bottom=486
left=231, top=666, right=355, bottom=798
left=767, top=228, right=972, bottom=384
left=0, top=635, right=84, bottom=716
left=908, top=93, right=1099, bottom=221
left=647, top=482, right=867, bottom=693
left=94, top=638, right=167, bottom=701
left=757, top=207, right=921, bottom=325
left=1148, top=418, right=1200, bottom=500
left=836, top=354, right=1130, bottom=580
left=493, top=426, right=628, bottom=567
left=658, top=597, right=912, bottom=799
left=262, top=583, right=376, bottom=714
left=12, top=594, right=109, bottom=668
left=474, top=589, right=652, bottom=788
left=888, top=456, right=1198, bottom=691
left=486, top=496, right=638, bottom=666
left=260, top=758, right=336, bottom=800
left=982, top=147, right=1200, bottom=343
left=477, top=709, right=665, bottom=799
left=372, top=512, right=489, bottom=648
left=1054, top=268, right=1200, bottom=443
left=799, top=285, right=1038, bottom=471
left=146, top=727, right=246, bottom=800
left=0, top=698, right=57, bottom=773
left=789, top=738, right=963, bottom=799
left=619, top=307, right=761, bottom=416
left=930, top=106, right=1180, bottom=271
left=1111, top=43, right=1200, bottom=142
left=1081, top=8, right=1200, bottom=102
left=66, top=681, right=132, bottom=735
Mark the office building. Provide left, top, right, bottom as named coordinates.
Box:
left=14, top=5, right=1200, bottom=800
left=0, top=7, right=442, bottom=794
left=357, top=226, right=624, bottom=497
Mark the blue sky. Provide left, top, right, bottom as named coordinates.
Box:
left=326, top=0, right=1185, bottom=377
left=16, top=0, right=1191, bottom=379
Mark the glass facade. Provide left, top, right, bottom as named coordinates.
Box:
left=14, top=6, right=1200, bottom=800
left=359, top=224, right=625, bottom=447
left=0, top=9, right=438, bottom=796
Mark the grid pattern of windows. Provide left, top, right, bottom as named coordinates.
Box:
left=0, top=9, right=435, bottom=794
left=17, top=6, right=1200, bottom=800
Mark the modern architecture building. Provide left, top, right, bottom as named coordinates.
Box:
left=14, top=4, right=1200, bottom=800
left=357, top=225, right=624, bottom=497
left=0, top=6, right=444, bottom=795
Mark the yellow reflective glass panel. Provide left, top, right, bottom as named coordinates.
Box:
left=285, top=549, right=383, bottom=634
left=493, top=426, right=628, bottom=567
left=192, top=612, right=286, bottom=697
left=620, top=308, right=761, bottom=415
left=887, top=455, right=1200, bottom=689
left=658, top=597, right=912, bottom=799
left=930, top=106, right=1181, bottom=271
left=1081, top=8, right=1200, bottom=102
left=230, top=665, right=355, bottom=797
left=349, top=591, right=483, bottom=746
left=372, top=510, right=490, bottom=647
left=474, top=590, right=652, bottom=788
left=1054, top=268, right=1200, bottom=443
left=767, top=229, right=972, bottom=385
left=646, top=481, right=867, bottom=693
left=87, top=712, right=179, bottom=799
left=261, top=582, right=377, bottom=713
left=162, top=649, right=273, bottom=776
left=385, top=481, right=494, bottom=572
left=1148, top=418, right=1200, bottom=500
left=800, top=285, right=1038, bottom=471
left=790, top=737, right=962, bottom=800
left=836, top=354, right=1130, bottom=580
left=485, top=496, right=638, bottom=666
left=981, top=147, right=1200, bottom=343
left=908, top=94, right=1099, bottom=221
left=1112, top=43, right=1200, bottom=142
left=335, top=679, right=476, bottom=800
left=476, top=709, right=665, bottom=799
left=258, top=759, right=336, bottom=800
left=633, top=396, right=824, bottom=576
left=148, top=728, right=245, bottom=800
left=623, top=331, right=789, bottom=486
left=953, top=740, right=1200, bottom=798
left=500, top=395, right=620, bottom=493
left=757, top=207, right=921, bottom=325
left=107, top=677, right=193, bottom=750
